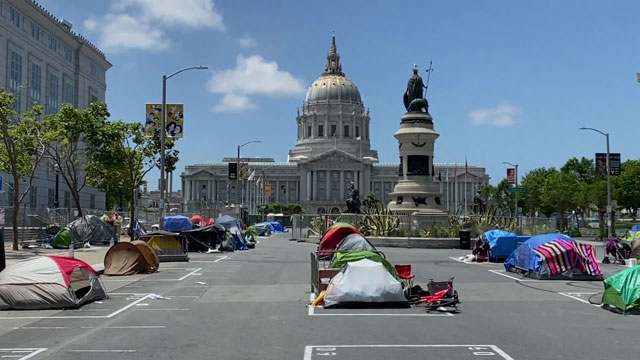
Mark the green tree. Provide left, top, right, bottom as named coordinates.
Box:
left=520, top=167, right=556, bottom=216
left=541, top=171, right=580, bottom=230
left=42, top=103, right=110, bottom=216
left=0, top=91, right=47, bottom=255
left=494, top=179, right=516, bottom=217
left=362, top=193, right=381, bottom=211
left=614, top=160, right=640, bottom=219
left=86, top=121, right=177, bottom=240
left=561, top=157, right=596, bottom=184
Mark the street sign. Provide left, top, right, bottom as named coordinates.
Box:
left=228, top=163, right=237, bottom=180
left=596, top=153, right=621, bottom=176
left=506, top=168, right=516, bottom=185
left=265, top=183, right=272, bottom=197
left=509, top=186, right=525, bottom=193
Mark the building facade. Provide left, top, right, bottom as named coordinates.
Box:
left=0, top=0, right=111, bottom=211
left=182, top=35, right=489, bottom=214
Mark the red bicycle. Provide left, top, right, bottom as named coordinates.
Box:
left=419, top=277, right=459, bottom=310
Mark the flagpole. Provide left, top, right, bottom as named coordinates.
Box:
left=446, top=167, right=449, bottom=212
left=464, top=157, right=468, bottom=217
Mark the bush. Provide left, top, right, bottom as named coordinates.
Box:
left=565, top=226, right=582, bottom=237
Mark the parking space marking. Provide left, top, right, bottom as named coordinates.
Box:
left=303, top=345, right=514, bottom=360
left=488, top=269, right=538, bottom=282
left=190, top=255, right=229, bottom=263
left=448, top=257, right=498, bottom=266
left=0, top=349, right=47, bottom=360
left=307, top=294, right=454, bottom=317
left=65, top=350, right=136, bottom=353
left=0, top=294, right=152, bottom=320
left=558, top=292, right=600, bottom=307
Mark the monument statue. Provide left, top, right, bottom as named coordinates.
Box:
left=403, top=65, right=429, bottom=113
left=345, top=181, right=361, bottom=213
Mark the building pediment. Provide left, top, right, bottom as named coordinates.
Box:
left=188, top=169, right=216, bottom=177
left=299, top=148, right=366, bottom=166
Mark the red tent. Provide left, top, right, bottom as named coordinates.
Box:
left=206, top=218, right=215, bottom=226
left=191, top=215, right=205, bottom=226
left=317, top=224, right=362, bottom=259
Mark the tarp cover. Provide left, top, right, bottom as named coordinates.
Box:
left=602, top=265, right=640, bottom=312
left=230, top=227, right=248, bottom=250
left=330, top=250, right=401, bottom=283
left=504, top=233, right=575, bottom=272
left=336, top=233, right=376, bottom=253
left=215, top=215, right=242, bottom=229
left=484, top=229, right=517, bottom=249
left=623, top=225, right=640, bottom=242
left=318, top=223, right=362, bottom=259
left=181, top=225, right=224, bottom=252
left=69, top=215, right=115, bottom=245
left=268, top=222, right=285, bottom=232
left=323, top=259, right=408, bottom=308
left=163, top=215, right=192, bottom=232
left=104, top=241, right=159, bottom=275
left=0, top=256, right=107, bottom=310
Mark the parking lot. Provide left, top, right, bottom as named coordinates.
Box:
left=0, top=233, right=637, bottom=359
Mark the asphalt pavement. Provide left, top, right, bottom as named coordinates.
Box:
left=0, top=233, right=637, bottom=360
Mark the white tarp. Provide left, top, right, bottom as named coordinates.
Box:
left=323, top=259, right=408, bottom=308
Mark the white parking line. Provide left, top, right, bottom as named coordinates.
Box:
left=303, top=345, right=514, bottom=360
left=0, top=294, right=152, bottom=320
left=558, top=292, right=600, bottom=307
left=0, top=349, right=47, bottom=360
left=190, top=255, right=229, bottom=263
left=65, top=350, right=136, bottom=353
left=307, top=293, right=454, bottom=317
left=488, top=269, right=539, bottom=282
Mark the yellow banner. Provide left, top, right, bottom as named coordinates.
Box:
left=145, top=103, right=184, bottom=138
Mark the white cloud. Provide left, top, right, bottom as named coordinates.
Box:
left=83, top=0, right=224, bottom=52
left=208, top=55, right=305, bottom=96
left=97, top=14, right=169, bottom=53
left=469, top=103, right=522, bottom=127
left=214, top=93, right=256, bottom=112
left=113, top=0, right=225, bottom=30
left=236, top=34, right=257, bottom=48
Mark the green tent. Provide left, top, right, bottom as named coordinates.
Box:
left=51, top=229, right=73, bottom=249
left=601, top=265, right=640, bottom=313
left=331, top=222, right=356, bottom=229
left=330, top=250, right=402, bottom=283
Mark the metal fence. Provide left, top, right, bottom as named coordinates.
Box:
left=289, top=213, right=558, bottom=240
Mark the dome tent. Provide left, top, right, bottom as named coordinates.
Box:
left=104, top=241, right=159, bottom=275
left=0, top=256, right=107, bottom=310
left=601, top=265, right=640, bottom=313
left=335, top=233, right=376, bottom=253
left=317, top=222, right=362, bottom=259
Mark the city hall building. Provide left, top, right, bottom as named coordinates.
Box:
left=182, top=35, right=488, bottom=214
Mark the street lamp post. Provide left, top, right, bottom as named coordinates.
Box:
left=502, top=161, right=519, bottom=221
left=236, top=140, right=261, bottom=210
left=579, top=127, right=613, bottom=239
left=159, top=65, right=208, bottom=229
left=53, top=165, right=60, bottom=209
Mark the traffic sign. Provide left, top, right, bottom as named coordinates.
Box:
left=509, top=186, right=525, bottom=193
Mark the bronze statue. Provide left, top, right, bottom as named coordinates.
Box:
left=403, top=65, right=429, bottom=113
left=345, top=181, right=361, bottom=213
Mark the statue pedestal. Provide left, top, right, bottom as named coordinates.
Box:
left=387, top=112, right=448, bottom=219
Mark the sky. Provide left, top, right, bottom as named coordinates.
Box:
left=38, top=0, right=640, bottom=188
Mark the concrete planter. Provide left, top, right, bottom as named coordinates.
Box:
left=298, top=235, right=459, bottom=249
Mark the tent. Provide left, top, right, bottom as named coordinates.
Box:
left=70, top=215, right=115, bottom=245
left=323, top=259, right=408, bottom=308
left=104, top=241, right=159, bottom=275
left=215, top=215, right=242, bottom=229
left=255, top=222, right=273, bottom=236
left=190, top=215, right=206, bottom=227
left=504, top=233, right=601, bottom=279
left=623, top=224, right=640, bottom=242
left=181, top=225, right=224, bottom=252
left=631, top=240, right=640, bottom=259
left=230, top=227, right=248, bottom=250
left=268, top=221, right=285, bottom=232
left=51, top=228, right=80, bottom=249
left=601, top=265, right=640, bottom=313
left=0, top=256, right=108, bottom=310
left=317, top=223, right=362, bottom=259
left=163, top=215, right=192, bottom=232
left=141, top=231, right=188, bottom=262
left=335, top=233, right=376, bottom=253
left=330, top=250, right=401, bottom=282
left=480, top=229, right=529, bottom=261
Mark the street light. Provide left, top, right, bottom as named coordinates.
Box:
left=579, top=127, right=613, bottom=239
left=159, top=65, right=208, bottom=229
left=502, top=161, right=519, bottom=221
left=237, top=140, right=261, bottom=210
left=53, top=164, right=60, bottom=209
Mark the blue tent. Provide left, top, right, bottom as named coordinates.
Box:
left=163, top=215, right=192, bottom=232
left=630, top=224, right=640, bottom=231
left=504, top=233, right=575, bottom=273
left=268, top=221, right=285, bottom=232
left=216, top=215, right=242, bottom=229
left=230, top=227, right=248, bottom=250
left=483, top=229, right=529, bottom=260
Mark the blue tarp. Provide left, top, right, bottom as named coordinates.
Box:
left=630, top=224, right=640, bottom=231
left=268, top=221, right=285, bottom=233
left=484, top=229, right=529, bottom=259
left=163, top=215, right=192, bottom=232
left=257, top=222, right=275, bottom=232
left=504, top=233, right=575, bottom=272
left=230, top=227, right=248, bottom=250
left=485, top=229, right=516, bottom=249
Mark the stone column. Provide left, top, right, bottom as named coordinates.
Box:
left=185, top=178, right=191, bottom=202
left=339, top=170, right=344, bottom=201
left=325, top=171, right=330, bottom=201
left=312, top=170, right=317, bottom=201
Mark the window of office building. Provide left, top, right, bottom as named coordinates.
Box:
left=49, top=35, right=58, bottom=52
left=64, top=46, right=73, bottom=63
left=10, top=51, right=22, bottom=111
left=90, top=62, right=97, bottom=76
left=31, top=64, right=41, bottom=105
left=48, top=188, right=54, bottom=207
left=318, top=124, right=324, bottom=137
left=47, top=73, right=59, bottom=114
left=30, top=187, right=38, bottom=208
left=31, top=22, right=40, bottom=40
left=356, top=125, right=360, bottom=138
left=64, top=81, right=74, bottom=106
left=307, top=125, right=312, bottom=138
left=90, top=194, right=95, bottom=209
left=10, top=7, right=20, bottom=27
left=64, top=191, right=70, bottom=208
left=330, top=124, right=337, bottom=137
left=343, top=125, right=350, bottom=138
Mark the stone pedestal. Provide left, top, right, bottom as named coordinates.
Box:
left=387, top=112, right=448, bottom=218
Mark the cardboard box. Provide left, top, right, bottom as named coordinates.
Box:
left=318, top=268, right=341, bottom=292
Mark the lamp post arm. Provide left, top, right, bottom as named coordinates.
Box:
left=166, top=66, right=208, bottom=80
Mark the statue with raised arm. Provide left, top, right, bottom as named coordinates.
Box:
left=403, top=65, right=429, bottom=113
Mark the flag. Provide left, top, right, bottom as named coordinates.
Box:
left=465, top=156, right=468, bottom=174
left=256, top=176, right=261, bottom=187
left=247, top=170, right=256, bottom=181
left=438, top=171, right=442, bottom=182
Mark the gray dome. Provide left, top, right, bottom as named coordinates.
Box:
left=304, top=75, right=362, bottom=104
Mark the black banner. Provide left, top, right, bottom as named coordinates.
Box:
left=228, top=162, right=238, bottom=180
left=596, top=153, right=621, bottom=176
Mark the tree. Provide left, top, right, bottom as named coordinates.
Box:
left=541, top=171, right=580, bottom=230
left=362, top=193, right=381, bottom=211
left=494, top=179, right=516, bottom=217
left=520, top=167, right=556, bottom=216
left=561, top=157, right=596, bottom=184
left=42, top=103, right=110, bottom=217
left=0, top=91, right=47, bottom=258
left=86, top=121, right=177, bottom=240
left=614, top=160, right=640, bottom=219
left=474, top=184, right=496, bottom=213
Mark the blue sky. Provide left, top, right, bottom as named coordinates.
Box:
left=39, top=0, right=640, bottom=187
